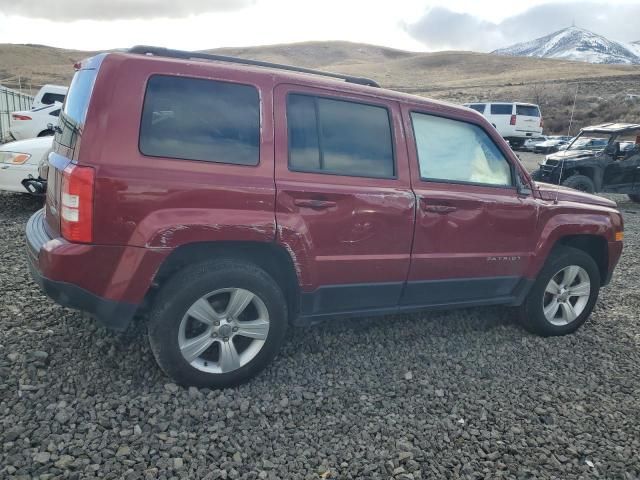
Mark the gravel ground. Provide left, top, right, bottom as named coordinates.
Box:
left=1, top=190, right=639, bottom=480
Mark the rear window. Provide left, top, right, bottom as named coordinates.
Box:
left=41, top=92, right=66, bottom=105
left=490, top=104, right=513, bottom=115
left=467, top=104, right=486, bottom=113
left=516, top=105, right=540, bottom=117
left=287, top=93, right=394, bottom=178
left=139, top=75, right=260, bottom=166
left=57, top=68, right=98, bottom=148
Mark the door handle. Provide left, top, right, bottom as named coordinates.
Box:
left=422, top=204, right=457, bottom=214
left=293, top=198, right=337, bottom=209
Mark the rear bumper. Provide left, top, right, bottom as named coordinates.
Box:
left=25, top=209, right=142, bottom=331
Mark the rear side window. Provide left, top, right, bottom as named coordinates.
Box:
left=58, top=68, right=99, bottom=149
left=516, top=105, right=540, bottom=117
left=468, top=104, right=486, bottom=113
left=287, top=93, right=394, bottom=178
left=490, top=104, right=513, bottom=115
left=140, top=75, right=260, bottom=166
left=41, top=92, right=66, bottom=105
left=411, top=112, right=512, bottom=187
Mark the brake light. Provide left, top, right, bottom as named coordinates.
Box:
left=12, top=114, right=31, bottom=121
left=61, top=164, right=95, bottom=243
left=540, top=117, right=544, bottom=128
left=510, top=115, right=517, bottom=126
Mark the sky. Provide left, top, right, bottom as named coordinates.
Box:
left=0, top=0, right=638, bottom=52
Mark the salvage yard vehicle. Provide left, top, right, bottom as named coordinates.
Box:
left=31, top=84, right=68, bottom=109
left=534, top=123, right=640, bottom=201
left=533, top=136, right=572, bottom=154
left=463, top=102, right=543, bottom=149
left=26, top=48, right=624, bottom=388
left=9, top=103, right=61, bottom=140
left=0, top=136, right=52, bottom=193
left=522, top=136, right=547, bottom=151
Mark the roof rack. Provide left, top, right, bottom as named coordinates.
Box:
left=127, top=45, right=380, bottom=88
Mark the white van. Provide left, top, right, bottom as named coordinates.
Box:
left=32, top=84, right=68, bottom=110
left=463, top=102, right=543, bottom=149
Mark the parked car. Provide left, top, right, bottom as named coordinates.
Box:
left=463, top=102, right=543, bottom=149
left=522, top=136, right=547, bottom=151
left=533, top=123, right=640, bottom=201
left=9, top=103, right=61, bottom=140
left=533, top=136, right=573, bottom=154
left=31, top=84, right=68, bottom=109
left=26, top=47, right=624, bottom=388
left=0, top=136, right=53, bottom=193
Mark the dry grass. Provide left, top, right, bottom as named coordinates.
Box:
left=1, top=40, right=639, bottom=131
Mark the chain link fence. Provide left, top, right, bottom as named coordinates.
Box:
left=0, top=85, right=34, bottom=143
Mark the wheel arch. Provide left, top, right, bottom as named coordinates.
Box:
left=146, top=241, right=301, bottom=321
left=554, top=235, right=608, bottom=285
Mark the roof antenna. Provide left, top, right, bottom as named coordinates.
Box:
left=555, top=83, right=580, bottom=204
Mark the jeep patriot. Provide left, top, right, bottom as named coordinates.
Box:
left=26, top=47, right=624, bottom=387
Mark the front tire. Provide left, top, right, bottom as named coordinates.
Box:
left=148, top=259, right=288, bottom=388
left=519, top=246, right=600, bottom=336
left=562, top=174, right=595, bottom=194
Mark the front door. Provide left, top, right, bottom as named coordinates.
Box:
left=274, top=84, right=415, bottom=318
left=401, top=106, right=539, bottom=307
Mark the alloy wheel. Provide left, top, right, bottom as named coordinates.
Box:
left=178, top=288, right=270, bottom=374
left=542, top=265, right=591, bottom=326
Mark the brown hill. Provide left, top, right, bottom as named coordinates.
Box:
left=0, top=40, right=638, bottom=132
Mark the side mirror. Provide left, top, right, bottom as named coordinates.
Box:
left=47, top=123, right=62, bottom=134
left=516, top=174, right=532, bottom=196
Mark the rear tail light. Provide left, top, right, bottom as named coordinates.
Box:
left=510, top=115, right=517, bottom=126
left=540, top=117, right=544, bottom=128
left=12, top=114, right=32, bottom=121
left=61, top=164, right=95, bottom=243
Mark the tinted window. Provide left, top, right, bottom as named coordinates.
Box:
left=468, top=104, right=486, bottom=113
left=516, top=105, right=540, bottom=117
left=41, top=92, right=66, bottom=105
left=49, top=109, right=60, bottom=117
left=490, top=104, right=513, bottom=115
left=287, top=94, right=394, bottom=178
left=140, top=75, right=260, bottom=166
left=411, top=113, right=512, bottom=187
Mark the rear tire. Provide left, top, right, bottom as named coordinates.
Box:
left=148, top=259, right=288, bottom=388
left=519, top=246, right=600, bottom=336
left=562, top=174, right=595, bottom=194
left=628, top=194, right=640, bottom=203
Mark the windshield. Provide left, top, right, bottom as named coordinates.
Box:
left=565, top=132, right=609, bottom=151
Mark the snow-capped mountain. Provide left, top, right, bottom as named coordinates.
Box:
left=493, top=27, right=640, bottom=65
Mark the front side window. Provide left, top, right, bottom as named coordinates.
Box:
left=411, top=112, right=512, bottom=187
left=140, top=75, right=260, bottom=166
left=490, top=104, right=513, bottom=115
left=287, top=93, right=394, bottom=178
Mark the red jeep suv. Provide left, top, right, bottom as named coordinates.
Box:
left=26, top=47, right=624, bottom=388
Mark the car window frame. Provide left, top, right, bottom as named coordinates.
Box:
left=285, top=91, right=397, bottom=180
left=138, top=73, right=262, bottom=167
left=409, top=110, right=517, bottom=190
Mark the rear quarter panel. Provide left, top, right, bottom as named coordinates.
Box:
left=84, top=54, right=277, bottom=249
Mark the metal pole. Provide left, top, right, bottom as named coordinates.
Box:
left=567, top=84, right=579, bottom=137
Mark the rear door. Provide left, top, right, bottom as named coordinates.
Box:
left=401, top=105, right=539, bottom=307
left=273, top=84, right=415, bottom=317
left=515, top=104, right=542, bottom=135
left=487, top=103, right=514, bottom=136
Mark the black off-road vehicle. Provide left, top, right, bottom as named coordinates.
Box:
left=533, top=123, right=640, bottom=202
